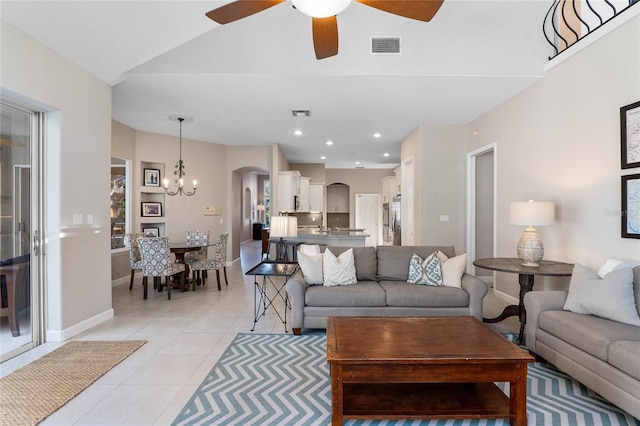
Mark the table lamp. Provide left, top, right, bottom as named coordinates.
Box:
left=509, top=200, right=554, bottom=267
left=257, top=203, right=265, bottom=223
left=270, top=216, right=298, bottom=262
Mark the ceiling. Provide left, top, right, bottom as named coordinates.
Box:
left=1, top=0, right=551, bottom=169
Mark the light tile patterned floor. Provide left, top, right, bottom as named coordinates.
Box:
left=1, top=241, right=518, bottom=425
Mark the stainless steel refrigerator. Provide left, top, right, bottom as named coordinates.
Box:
left=391, top=195, right=401, bottom=246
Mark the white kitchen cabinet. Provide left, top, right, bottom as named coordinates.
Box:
left=309, top=184, right=324, bottom=212
left=381, top=175, right=396, bottom=203
left=298, top=177, right=310, bottom=212
left=278, top=171, right=301, bottom=212
left=326, top=184, right=349, bottom=213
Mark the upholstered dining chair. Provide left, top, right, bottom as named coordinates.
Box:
left=138, top=237, right=185, bottom=300
left=185, top=230, right=210, bottom=265
left=190, top=232, right=229, bottom=291
left=124, top=233, right=145, bottom=291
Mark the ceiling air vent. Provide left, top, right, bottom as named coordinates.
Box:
left=371, top=36, right=401, bottom=55
left=292, top=110, right=311, bottom=117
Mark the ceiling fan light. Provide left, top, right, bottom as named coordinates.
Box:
left=291, top=0, right=352, bottom=18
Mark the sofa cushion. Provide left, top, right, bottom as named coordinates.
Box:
left=377, top=246, right=456, bottom=281
left=326, top=246, right=377, bottom=281
left=407, top=252, right=443, bottom=286
left=539, top=310, right=640, bottom=361
left=323, top=248, right=357, bottom=286
left=564, top=264, right=640, bottom=326
left=437, top=252, right=467, bottom=289
left=297, top=251, right=323, bottom=285
left=379, top=281, right=469, bottom=308
left=305, top=281, right=386, bottom=307
left=609, top=341, right=640, bottom=381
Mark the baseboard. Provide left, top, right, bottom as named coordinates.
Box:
left=46, top=308, right=114, bottom=342
left=112, top=275, right=130, bottom=288
left=493, top=288, right=518, bottom=305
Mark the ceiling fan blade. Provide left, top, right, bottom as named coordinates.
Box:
left=312, top=16, right=339, bottom=60
left=356, top=0, right=444, bottom=22
left=206, top=0, right=285, bottom=24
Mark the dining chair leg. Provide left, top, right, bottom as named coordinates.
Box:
left=129, top=269, right=135, bottom=290
left=223, top=266, right=228, bottom=286
left=166, top=276, right=172, bottom=300
left=216, top=269, right=222, bottom=291
left=191, top=270, right=197, bottom=291
left=142, top=276, right=148, bottom=300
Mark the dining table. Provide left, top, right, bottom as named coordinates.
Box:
left=169, top=242, right=205, bottom=290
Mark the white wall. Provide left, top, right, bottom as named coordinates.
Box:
left=133, top=130, right=228, bottom=243
left=400, top=125, right=466, bottom=254
left=466, top=15, right=640, bottom=298
left=1, top=20, right=113, bottom=340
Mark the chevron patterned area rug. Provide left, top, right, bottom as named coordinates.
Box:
left=172, top=333, right=639, bottom=426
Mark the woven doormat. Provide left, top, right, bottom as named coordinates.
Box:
left=0, top=340, right=145, bottom=425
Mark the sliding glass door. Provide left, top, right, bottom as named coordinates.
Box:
left=1, top=100, right=44, bottom=362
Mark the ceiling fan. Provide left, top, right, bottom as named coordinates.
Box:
left=205, top=0, right=444, bottom=59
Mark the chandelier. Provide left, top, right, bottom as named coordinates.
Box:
left=164, top=115, right=197, bottom=197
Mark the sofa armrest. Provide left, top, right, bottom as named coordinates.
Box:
left=461, top=273, right=488, bottom=321
left=286, top=274, right=307, bottom=332
left=524, top=290, right=568, bottom=353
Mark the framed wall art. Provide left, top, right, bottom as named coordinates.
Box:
left=142, top=227, right=160, bottom=237
left=141, top=202, right=162, bottom=217
left=621, top=173, right=640, bottom=239
left=620, top=101, right=640, bottom=169
left=144, top=168, right=161, bottom=186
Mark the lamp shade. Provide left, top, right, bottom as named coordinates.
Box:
left=270, top=216, right=298, bottom=238
left=509, top=201, right=554, bottom=226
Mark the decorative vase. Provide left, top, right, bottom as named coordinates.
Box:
left=517, top=226, right=543, bottom=267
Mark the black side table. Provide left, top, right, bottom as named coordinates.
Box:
left=245, top=261, right=299, bottom=332
left=473, top=257, right=574, bottom=344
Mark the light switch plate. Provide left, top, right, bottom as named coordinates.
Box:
left=73, top=213, right=83, bottom=225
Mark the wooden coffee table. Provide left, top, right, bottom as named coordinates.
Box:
left=326, top=316, right=534, bottom=426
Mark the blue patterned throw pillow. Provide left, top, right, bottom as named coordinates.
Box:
left=407, top=252, right=443, bottom=286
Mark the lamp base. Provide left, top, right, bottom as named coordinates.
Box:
left=517, top=226, right=544, bottom=267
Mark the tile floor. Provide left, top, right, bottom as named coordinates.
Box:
left=1, top=240, right=518, bottom=425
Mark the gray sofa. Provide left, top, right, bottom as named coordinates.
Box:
left=524, top=266, right=640, bottom=419
left=286, top=245, right=488, bottom=335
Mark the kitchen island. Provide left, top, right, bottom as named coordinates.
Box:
left=291, top=229, right=368, bottom=247
left=266, top=229, right=369, bottom=261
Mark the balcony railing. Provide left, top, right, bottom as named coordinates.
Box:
left=543, top=0, right=639, bottom=59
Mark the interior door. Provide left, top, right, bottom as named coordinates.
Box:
left=355, top=194, right=380, bottom=246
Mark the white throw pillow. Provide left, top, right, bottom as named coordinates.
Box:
left=597, top=259, right=640, bottom=278
left=597, top=258, right=623, bottom=279
left=297, top=250, right=323, bottom=285
left=299, top=244, right=321, bottom=255
left=564, top=264, right=640, bottom=326
left=437, top=251, right=467, bottom=288
left=407, top=252, right=443, bottom=286
left=323, top=248, right=357, bottom=287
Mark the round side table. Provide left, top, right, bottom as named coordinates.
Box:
left=473, top=257, right=574, bottom=344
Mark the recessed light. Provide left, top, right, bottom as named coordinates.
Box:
left=320, top=156, right=326, bottom=160
left=294, top=130, right=303, bottom=136
left=326, top=140, right=333, bottom=146
left=373, top=132, right=381, bottom=138
left=383, top=153, right=389, bottom=157
left=355, top=161, right=360, bottom=165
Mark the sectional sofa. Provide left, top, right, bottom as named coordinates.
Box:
left=524, top=266, right=640, bottom=419
left=285, top=245, right=488, bottom=335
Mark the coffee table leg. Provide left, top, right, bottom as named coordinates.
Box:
left=331, top=365, right=344, bottom=426
left=510, top=363, right=528, bottom=426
